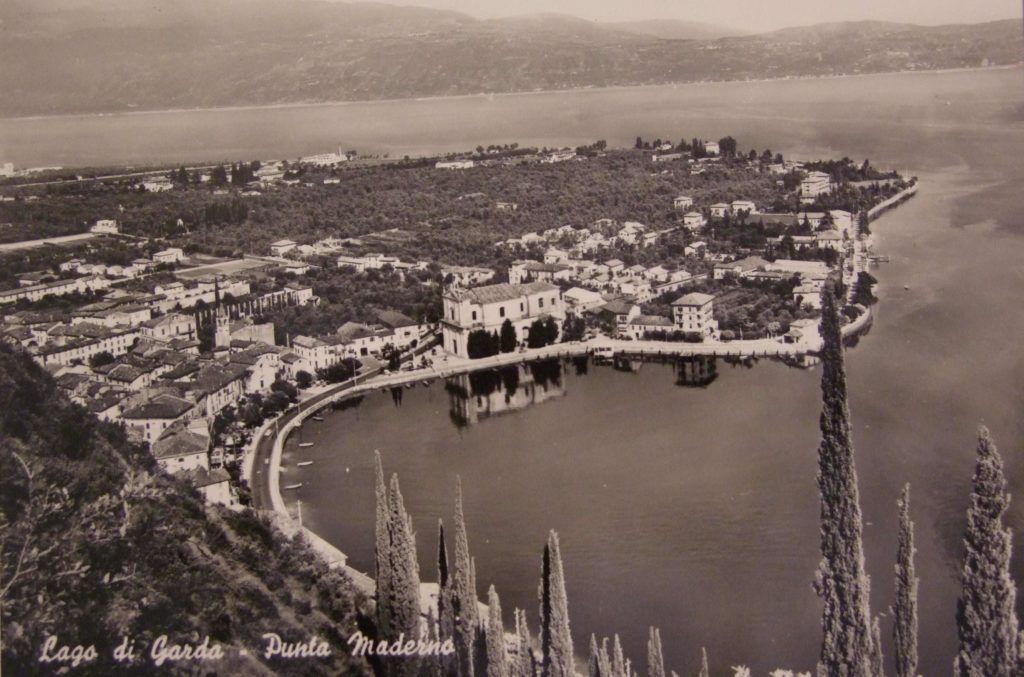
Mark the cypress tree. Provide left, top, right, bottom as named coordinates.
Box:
left=375, top=451, right=395, bottom=636
left=513, top=609, right=536, bottom=677
left=589, top=636, right=602, bottom=677
left=891, top=484, right=919, bottom=677
left=698, top=648, right=709, bottom=677
left=539, top=530, right=573, bottom=677
left=453, top=477, right=479, bottom=677
left=387, top=474, right=422, bottom=643
left=612, top=635, right=626, bottom=677
left=599, top=638, right=612, bottom=677
left=870, top=616, right=884, bottom=677
left=487, top=586, right=510, bottom=677
left=813, top=284, right=876, bottom=677
left=646, top=628, right=665, bottom=677
left=439, top=520, right=456, bottom=640
left=954, top=426, right=1020, bottom=677
left=426, top=607, right=446, bottom=677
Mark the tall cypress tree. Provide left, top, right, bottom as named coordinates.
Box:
left=453, top=477, right=479, bottom=677
left=698, top=648, right=709, bottom=677
left=891, top=484, right=919, bottom=677
left=954, top=426, right=1020, bottom=677
left=438, top=520, right=456, bottom=641
left=375, top=451, right=395, bottom=636
left=588, top=636, right=602, bottom=677
left=612, top=635, right=626, bottom=677
left=870, top=617, right=884, bottom=677
left=387, top=474, right=422, bottom=644
left=513, top=609, right=536, bottom=677
left=599, top=638, right=612, bottom=677
left=487, top=586, right=510, bottom=677
left=539, top=530, right=573, bottom=677
left=646, top=628, right=665, bottom=677
left=813, top=284, right=876, bottom=677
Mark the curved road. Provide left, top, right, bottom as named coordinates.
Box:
left=250, top=366, right=381, bottom=510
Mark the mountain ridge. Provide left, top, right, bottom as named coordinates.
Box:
left=1, top=0, right=1020, bottom=117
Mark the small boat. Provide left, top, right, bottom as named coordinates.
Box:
left=422, top=380, right=431, bottom=386
left=311, top=414, right=324, bottom=422
left=284, top=483, right=303, bottom=490
left=297, top=461, right=313, bottom=467
left=263, top=429, right=273, bottom=438
left=405, top=382, right=415, bottom=389
left=298, top=442, right=314, bottom=448
left=904, top=285, right=910, bottom=290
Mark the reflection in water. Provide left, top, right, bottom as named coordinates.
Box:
left=613, top=356, right=643, bottom=373
left=675, top=356, right=719, bottom=388
left=447, top=359, right=567, bottom=427
left=391, top=387, right=403, bottom=407
left=329, top=395, right=364, bottom=411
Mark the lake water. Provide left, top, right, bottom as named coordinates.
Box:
left=282, top=68, right=1024, bottom=676
left=9, top=68, right=1024, bottom=674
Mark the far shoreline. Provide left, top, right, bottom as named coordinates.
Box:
left=1, top=63, right=1020, bottom=124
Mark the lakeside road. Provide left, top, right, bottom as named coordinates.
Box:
left=249, top=366, right=382, bottom=511
left=0, top=232, right=98, bottom=251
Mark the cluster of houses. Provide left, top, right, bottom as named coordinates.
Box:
left=498, top=220, right=674, bottom=258
left=1, top=282, right=430, bottom=508
left=435, top=147, right=578, bottom=171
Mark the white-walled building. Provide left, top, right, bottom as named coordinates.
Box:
left=562, top=287, right=605, bottom=314
left=683, top=212, right=706, bottom=230
left=800, top=171, right=832, bottom=204
left=441, top=282, right=564, bottom=358
left=90, top=219, right=119, bottom=234
left=672, top=292, right=717, bottom=338
left=270, top=239, right=297, bottom=257
left=140, top=313, right=197, bottom=344
left=153, top=248, right=185, bottom=264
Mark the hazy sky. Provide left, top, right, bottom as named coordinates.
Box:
left=366, top=0, right=1021, bottom=32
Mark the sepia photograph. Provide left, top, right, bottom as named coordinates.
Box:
left=1, top=0, right=1023, bottom=674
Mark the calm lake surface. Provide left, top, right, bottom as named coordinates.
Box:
left=9, top=68, right=1024, bottom=674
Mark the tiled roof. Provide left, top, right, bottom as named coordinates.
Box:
left=153, top=428, right=209, bottom=460
left=337, top=322, right=377, bottom=342
left=672, top=292, right=715, bottom=307
left=449, top=281, right=557, bottom=305
left=601, top=300, right=636, bottom=315
left=122, top=394, right=194, bottom=420
left=375, top=309, right=418, bottom=329
left=191, top=363, right=248, bottom=394
left=177, top=466, right=231, bottom=488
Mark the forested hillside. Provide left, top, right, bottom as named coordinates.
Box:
left=0, top=344, right=370, bottom=674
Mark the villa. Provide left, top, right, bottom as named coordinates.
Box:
left=441, top=281, right=564, bottom=358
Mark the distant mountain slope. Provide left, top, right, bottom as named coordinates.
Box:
left=607, top=18, right=745, bottom=40
left=0, top=0, right=1020, bottom=116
